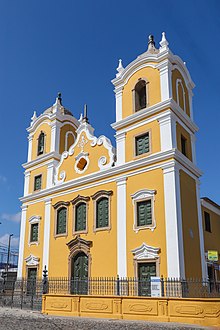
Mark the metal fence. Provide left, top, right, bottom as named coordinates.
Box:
left=0, top=276, right=219, bottom=310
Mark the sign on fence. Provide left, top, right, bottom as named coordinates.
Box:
left=208, top=250, right=218, bottom=262
left=151, top=277, right=161, bottom=297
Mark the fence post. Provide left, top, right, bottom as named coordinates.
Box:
left=116, top=275, right=120, bottom=296
left=42, top=265, right=48, bottom=294
left=161, top=275, right=164, bottom=297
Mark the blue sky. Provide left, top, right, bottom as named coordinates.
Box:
left=0, top=0, right=219, bottom=248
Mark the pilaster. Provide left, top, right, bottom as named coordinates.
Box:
left=50, top=121, right=61, bottom=153
left=114, top=86, right=123, bottom=122
left=42, top=198, right=52, bottom=274
left=17, top=205, right=28, bottom=278
left=23, top=171, right=31, bottom=196
left=27, top=134, right=33, bottom=162
left=46, top=160, right=58, bottom=189
left=115, top=132, right=126, bottom=166
left=157, top=60, right=172, bottom=101
left=116, top=176, right=127, bottom=277
left=159, top=113, right=177, bottom=152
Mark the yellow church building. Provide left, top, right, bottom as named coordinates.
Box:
left=18, top=33, right=220, bottom=284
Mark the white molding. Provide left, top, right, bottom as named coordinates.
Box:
left=196, top=184, right=207, bottom=279
left=201, top=199, right=220, bottom=216
left=42, top=198, right=52, bottom=274
left=190, top=133, right=197, bottom=165
left=158, top=113, right=177, bottom=151
left=29, top=215, right=41, bottom=224
left=50, top=121, right=62, bottom=153
left=27, top=135, right=33, bottom=162
left=115, top=131, right=126, bottom=165
left=176, top=78, right=186, bottom=112
left=65, top=131, right=75, bottom=151
left=132, top=243, right=159, bottom=260
left=20, top=149, right=202, bottom=204
left=74, top=152, right=90, bottom=174
left=163, top=164, right=185, bottom=278
left=23, top=151, right=60, bottom=170
left=116, top=176, right=127, bottom=277
left=23, top=171, right=31, bottom=196
left=28, top=215, right=41, bottom=246
left=17, top=205, right=28, bottom=278
left=157, top=60, right=172, bottom=101
left=46, top=160, right=59, bottom=189
left=25, top=254, right=40, bottom=267
left=115, top=86, right=123, bottom=122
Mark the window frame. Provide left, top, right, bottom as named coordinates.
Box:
left=204, top=211, right=212, bottom=233
left=53, top=201, right=70, bottom=237
left=91, top=190, right=113, bottom=232
left=28, top=216, right=41, bottom=246
left=37, top=131, right=46, bottom=156
left=34, top=174, right=42, bottom=191
left=181, top=134, right=187, bottom=157
left=72, top=195, right=90, bottom=235
left=134, top=130, right=151, bottom=158
left=131, top=189, right=156, bottom=232
left=132, top=78, right=149, bottom=113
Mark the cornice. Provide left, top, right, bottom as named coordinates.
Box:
left=201, top=199, right=220, bottom=216
left=20, top=148, right=201, bottom=204
left=23, top=151, right=61, bottom=170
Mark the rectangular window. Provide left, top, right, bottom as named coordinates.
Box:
left=56, top=207, right=67, bottom=235
left=137, top=200, right=152, bottom=227
left=75, top=203, right=86, bottom=232
left=135, top=133, right=150, bottom=156
left=204, top=211, right=211, bottom=232
left=34, top=175, right=42, bottom=191
left=30, top=223, right=38, bottom=242
left=181, top=135, right=187, bottom=156
left=96, top=198, right=109, bottom=228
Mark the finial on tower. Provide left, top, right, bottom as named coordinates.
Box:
left=147, top=35, right=158, bottom=53
left=31, top=111, right=37, bottom=122
left=57, top=92, right=62, bottom=105
left=83, top=104, right=89, bottom=123
left=159, top=32, right=169, bottom=51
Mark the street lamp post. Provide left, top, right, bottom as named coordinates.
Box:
left=6, top=234, right=13, bottom=274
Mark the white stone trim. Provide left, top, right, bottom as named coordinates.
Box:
left=46, top=160, right=59, bottom=189
left=132, top=243, right=159, bottom=260
left=25, top=254, right=40, bottom=267
left=115, top=131, right=126, bottom=166
left=131, top=189, right=156, bottom=232
left=50, top=121, right=61, bottom=153
left=28, top=215, right=41, bottom=246
left=158, top=60, right=172, bottom=101
left=27, top=135, right=33, bottom=162
left=176, top=78, right=186, bottom=112
left=163, top=164, right=185, bottom=278
left=74, top=152, right=90, bottom=174
left=190, top=133, right=196, bottom=165
left=158, top=113, right=177, bottom=151
left=17, top=205, right=28, bottom=278
left=23, top=151, right=60, bottom=170
left=115, top=86, right=123, bottom=122
left=116, top=176, right=127, bottom=277
left=201, top=199, right=220, bottom=216
left=42, top=198, right=52, bottom=274
left=23, top=171, right=31, bottom=196
left=196, top=183, right=208, bottom=279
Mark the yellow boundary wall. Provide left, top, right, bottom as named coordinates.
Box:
left=42, top=294, right=220, bottom=327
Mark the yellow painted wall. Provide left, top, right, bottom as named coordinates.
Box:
left=172, top=69, right=190, bottom=117
left=49, top=181, right=117, bottom=278
left=31, top=122, right=51, bottom=160
left=122, top=66, right=161, bottom=119
left=125, top=120, right=161, bottom=162
left=176, top=122, right=192, bottom=161
left=179, top=170, right=202, bottom=278
left=22, top=201, right=45, bottom=278
left=126, top=168, right=167, bottom=277
left=59, top=124, right=76, bottom=154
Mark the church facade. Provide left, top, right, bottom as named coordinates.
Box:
left=18, top=33, right=220, bottom=282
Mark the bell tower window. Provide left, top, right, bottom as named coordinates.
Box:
left=134, top=80, right=147, bottom=111
left=37, top=132, right=45, bottom=156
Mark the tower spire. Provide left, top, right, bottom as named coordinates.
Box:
left=83, top=104, right=89, bottom=123
left=147, top=35, right=158, bottom=53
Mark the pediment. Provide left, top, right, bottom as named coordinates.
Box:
left=25, top=254, right=40, bottom=266
left=54, top=120, right=115, bottom=184
left=132, top=243, right=160, bottom=260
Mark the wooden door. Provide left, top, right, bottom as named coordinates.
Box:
left=71, top=252, right=88, bottom=294
left=138, top=262, right=156, bottom=296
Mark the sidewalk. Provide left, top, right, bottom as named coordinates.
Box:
left=0, top=307, right=214, bottom=330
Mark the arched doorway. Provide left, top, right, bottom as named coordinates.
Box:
left=71, top=252, right=88, bottom=294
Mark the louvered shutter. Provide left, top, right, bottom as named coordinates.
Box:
left=38, top=132, right=45, bottom=155
left=75, top=203, right=86, bottom=231
left=137, top=200, right=152, bottom=226
left=31, top=223, right=38, bottom=242
left=136, top=133, right=149, bottom=155
left=96, top=198, right=109, bottom=228
left=57, top=208, right=67, bottom=234
left=34, top=175, right=42, bottom=191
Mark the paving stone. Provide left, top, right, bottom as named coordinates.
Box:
left=0, top=307, right=212, bottom=330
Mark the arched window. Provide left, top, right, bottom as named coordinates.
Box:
left=56, top=207, right=67, bottom=235
left=75, top=202, right=87, bottom=232
left=176, top=79, right=186, bottom=112
left=134, top=80, right=147, bottom=111
left=37, top=132, right=45, bottom=155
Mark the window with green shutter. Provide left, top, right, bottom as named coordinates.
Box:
left=96, top=197, right=109, bottom=228
left=137, top=200, right=152, bottom=227
left=135, top=133, right=150, bottom=156
left=34, top=175, right=42, bottom=191
left=37, top=132, right=45, bottom=155
left=75, top=203, right=86, bottom=232
left=56, top=207, right=67, bottom=234
left=30, top=223, right=38, bottom=242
